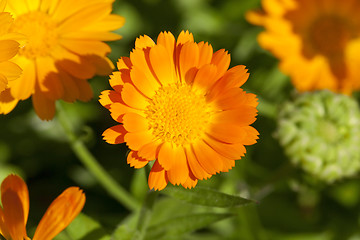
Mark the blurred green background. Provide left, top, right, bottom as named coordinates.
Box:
left=2, top=0, right=360, bottom=239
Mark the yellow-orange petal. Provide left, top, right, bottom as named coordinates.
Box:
left=121, top=82, right=148, bottom=110
left=135, top=35, right=155, bottom=49
left=109, top=71, right=125, bottom=92
left=9, top=57, right=35, bottom=100
left=60, top=39, right=111, bottom=56
left=33, top=187, right=85, bottom=240
left=36, top=57, right=63, bottom=101
left=0, top=40, right=19, bottom=62
left=117, top=57, right=132, bottom=70
left=1, top=174, right=29, bottom=240
left=0, top=61, right=22, bottom=81
left=176, top=30, right=194, bottom=45
left=214, top=88, right=258, bottom=110
left=157, top=31, right=175, bottom=59
left=184, top=146, right=211, bottom=180
left=166, top=147, right=189, bottom=185
left=148, top=160, right=168, bottom=191
left=122, top=112, right=149, bottom=132
left=0, top=74, right=6, bottom=92
left=124, top=130, right=154, bottom=151
left=207, top=123, right=247, bottom=144
left=192, top=140, right=223, bottom=175
left=127, top=151, right=149, bottom=169
left=102, top=125, right=126, bottom=145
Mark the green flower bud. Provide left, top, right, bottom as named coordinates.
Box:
left=276, top=91, right=360, bottom=183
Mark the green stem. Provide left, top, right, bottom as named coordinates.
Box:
left=135, top=188, right=159, bottom=240
left=56, top=102, right=140, bottom=211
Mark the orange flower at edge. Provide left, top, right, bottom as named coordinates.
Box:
left=0, top=174, right=85, bottom=240
left=100, top=31, right=259, bottom=191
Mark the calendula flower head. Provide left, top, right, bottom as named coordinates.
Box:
left=0, top=174, right=85, bottom=240
left=246, top=0, right=360, bottom=94
left=0, top=0, right=125, bottom=120
left=100, top=31, right=259, bottom=190
left=277, top=91, right=360, bottom=183
left=0, top=0, right=23, bottom=95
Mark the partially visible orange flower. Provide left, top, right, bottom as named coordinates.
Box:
left=246, top=0, right=360, bottom=94
left=0, top=0, right=125, bottom=119
left=100, top=31, right=259, bottom=190
left=0, top=174, right=85, bottom=240
left=0, top=0, right=22, bottom=93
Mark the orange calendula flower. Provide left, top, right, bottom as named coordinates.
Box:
left=246, top=0, right=360, bottom=94
left=0, top=0, right=125, bottom=119
left=0, top=0, right=22, bottom=93
left=0, top=174, right=85, bottom=240
left=100, top=31, right=259, bottom=190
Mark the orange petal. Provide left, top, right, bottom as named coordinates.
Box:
left=99, top=90, right=122, bottom=109
left=117, top=57, right=132, bottom=70
left=60, top=39, right=111, bottom=56
left=121, top=83, right=149, bottom=110
left=130, top=65, right=160, bottom=98
left=207, top=123, right=247, bottom=144
left=157, top=142, right=178, bottom=171
left=36, top=57, right=63, bottom=100
left=148, top=160, right=168, bottom=191
left=192, top=64, right=218, bottom=93
left=127, top=151, right=149, bottom=169
left=122, top=112, right=149, bottom=132
left=0, top=207, right=11, bottom=240
left=184, top=146, right=212, bottom=180
left=124, top=130, right=154, bottom=151
left=204, top=135, right=246, bottom=160
left=241, top=126, right=260, bottom=146
left=110, top=102, right=144, bottom=122
left=56, top=71, right=79, bottom=102
left=82, top=14, right=125, bottom=32
left=33, top=187, right=85, bottom=240
left=181, top=171, right=198, bottom=189
left=179, top=42, right=199, bottom=82
left=109, top=71, right=126, bottom=93
left=220, top=155, right=236, bottom=173
left=192, top=140, right=223, bottom=175
left=74, top=78, right=93, bottom=102
left=213, top=88, right=258, bottom=110
left=0, top=74, right=7, bottom=92
left=138, top=139, right=163, bottom=160
left=0, top=88, right=18, bottom=114
left=166, top=147, right=189, bottom=185
left=213, top=106, right=258, bottom=126
left=211, top=49, right=230, bottom=81
left=149, top=44, right=175, bottom=86
left=197, top=41, right=213, bottom=67
left=32, top=90, right=56, bottom=120
left=135, top=35, right=155, bottom=49
left=1, top=174, right=29, bottom=240
left=102, top=125, right=126, bottom=144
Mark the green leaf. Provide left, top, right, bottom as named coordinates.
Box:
left=111, top=224, right=141, bottom=240
left=162, top=186, right=255, bottom=208
left=145, top=213, right=233, bottom=240
left=60, top=213, right=110, bottom=240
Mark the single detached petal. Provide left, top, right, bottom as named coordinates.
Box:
left=33, top=187, right=85, bottom=240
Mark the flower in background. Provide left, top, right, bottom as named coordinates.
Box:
left=0, top=0, right=125, bottom=120
left=100, top=31, right=259, bottom=190
left=0, top=0, right=23, bottom=106
left=277, top=91, right=360, bottom=183
left=0, top=174, right=85, bottom=240
left=246, top=0, right=360, bottom=94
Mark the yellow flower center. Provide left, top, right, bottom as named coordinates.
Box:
left=308, top=15, right=353, bottom=58
left=11, top=11, right=58, bottom=59
left=145, top=84, right=213, bottom=146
